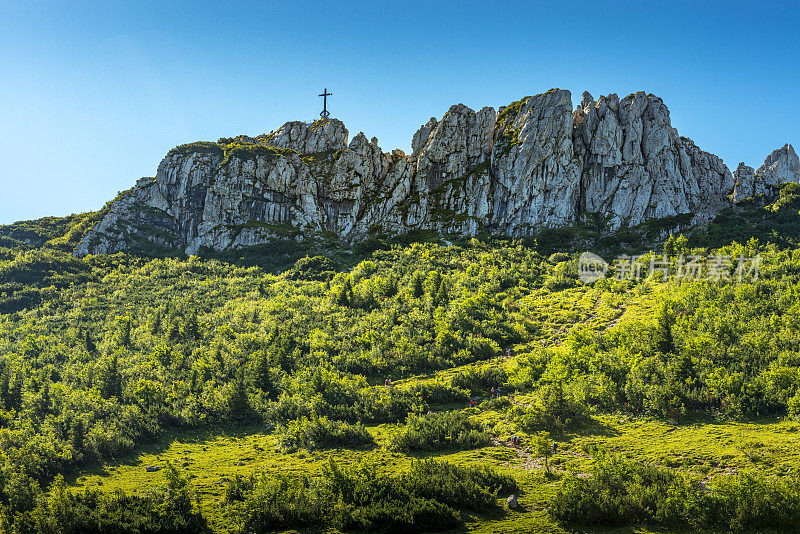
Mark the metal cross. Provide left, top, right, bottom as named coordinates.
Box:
left=319, top=88, right=332, bottom=119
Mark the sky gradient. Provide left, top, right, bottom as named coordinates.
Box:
left=1, top=0, right=798, bottom=224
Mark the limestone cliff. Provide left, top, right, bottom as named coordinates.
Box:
left=733, top=144, right=800, bottom=201
left=74, top=89, right=794, bottom=256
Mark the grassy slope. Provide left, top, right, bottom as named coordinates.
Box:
left=67, top=281, right=800, bottom=533
left=6, top=182, right=800, bottom=532
left=71, top=414, right=799, bottom=533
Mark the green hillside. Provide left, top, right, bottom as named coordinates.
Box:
left=0, top=188, right=800, bottom=532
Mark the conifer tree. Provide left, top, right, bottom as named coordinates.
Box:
left=227, top=372, right=252, bottom=421
left=411, top=274, right=422, bottom=298
left=100, top=353, right=122, bottom=399
left=84, top=330, right=96, bottom=353
left=71, top=418, right=85, bottom=452
left=184, top=311, right=199, bottom=342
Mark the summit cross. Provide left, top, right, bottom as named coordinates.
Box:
left=318, top=88, right=332, bottom=119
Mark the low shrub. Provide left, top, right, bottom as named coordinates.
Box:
left=451, top=366, right=508, bottom=394
left=286, top=255, right=338, bottom=281
left=405, top=459, right=518, bottom=510
left=550, top=453, right=800, bottom=531
left=354, top=387, right=422, bottom=424
left=390, top=411, right=490, bottom=452
left=404, top=381, right=469, bottom=404
left=229, top=457, right=516, bottom=533
left=16, top=464, right=209, bottom=534
left=479, top=396, right=512, bottom=410
left=278, top=416, right=374, bottom=451
left=511, top=382, right=589, bottom=431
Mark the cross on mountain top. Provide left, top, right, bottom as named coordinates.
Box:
left=319, top=88, right=332, bottom=119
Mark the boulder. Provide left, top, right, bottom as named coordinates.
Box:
left=506, top=494, right=519, bottom=509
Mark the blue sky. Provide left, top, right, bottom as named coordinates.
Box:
left=1, top=0, right=798, bottom=224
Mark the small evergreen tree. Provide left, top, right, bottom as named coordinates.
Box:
left=8, top=372, right=23, bottom=411
left=248, top=350, right=274, bottom=397
left=675, top=234, right=689, bottom=255
left=151, top=310, right=163, bottom=335
left=36, top=379, right=51, bottom=416
left=184, top=311, right=200, bottom=342
left=0, top=370, right=9, bottom=409
left=116, top=316, right=132, bottom=348
left=334, top=278, right=353, bottom=306
left=663, top=234, right=676, bottom=257
left=227, top=372, right=253, bottom=421
left=426, top=270, right=442, bottom=298
left=655, top=305, right=675, bottom=354
left=167, top=320, right=181, bottom=342
left=412, top=272, right=424, bottom=298
left=99, top=353, right=122, bottom=399
left=84, top=330, right=97, bottom=353
left=70, top=418, right=85, bottom=452
left=383, top=272, right=399, bottom=297
left=535, top=431, right=552, bottom=476
left=434, top=278, right=450, bottom=307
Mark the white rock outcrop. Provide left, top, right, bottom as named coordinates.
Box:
left=574, top=91, right=732, bottom=227
left=732, top=162, right=761, bottom=200
left=732, top=144, right=799, bottom=202
left=76, top=89, right=775, bottom=256
left=256, top=119, right=348, bottom=152
left=758, top=144, right=800, bottom=186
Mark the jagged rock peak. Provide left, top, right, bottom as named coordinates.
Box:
left=256, top=118, right=348, bottom=153
left=757, top=143, right=800, bottom=185
left=733, top=162, right=759, bottom=201
left=412, top=117, right=438, bottom=156
left=732, top=144, right=799, bottom=202
left=75, top=88, right=756, bottom=257
left=580, top=90, right=594, bottom=109
left=574, top=90, right=732, bottom=227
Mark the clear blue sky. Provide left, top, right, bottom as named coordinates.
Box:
left=1, top=0, right=798, bottom=224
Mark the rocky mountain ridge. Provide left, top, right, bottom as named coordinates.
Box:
left=75, top=89, right=798, bottom=256
left=733, top=144, right=800, bottom=201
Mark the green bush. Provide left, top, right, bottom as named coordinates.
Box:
left=229, top=457, right=515, bottom=533
left=286, top=255, right=339, bottom=281
left=278, top=416, right=374, bottom=451
left=511, top=382, right=589, bottom=431
left=390, top=411, right=490, bottom=452
left=479, top=396, right=512, bottom=410
left=404, top=381, right=469, bottom=404
left=451, top=366, right=508, bottom=394
left=227, top=473, right=325, bottom=532
left=17, top=465, right=209, bottom=534
left=550, top=453, right=800, bottom=530
left=404, top=459, right=518, bottom=510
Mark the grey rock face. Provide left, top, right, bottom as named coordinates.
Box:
left=757, top=144, right=800, bottom=186
left=732, top=162, right=761, bottom=201
left=256, top=119, right=348, bottom=153
left=731, top=144, right=799, bottom=202
left=77, top=89, right=761, bottom=256
left=574, top=91, right=733, bottom=228
left=490, top=90, right=582, bottom=233
left=411, top=117, right=438, bottom=156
